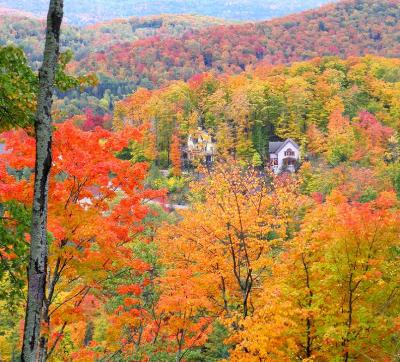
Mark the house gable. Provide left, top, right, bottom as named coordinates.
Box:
left=277, top=142, right=299, bottom=159
left=274, top=139, right=299, bottom=154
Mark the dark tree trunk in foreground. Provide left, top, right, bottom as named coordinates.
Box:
left=21, top=0, right=63, bottom=360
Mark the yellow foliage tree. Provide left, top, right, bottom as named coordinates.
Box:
left=157, top=163, right=300, bottom=347
left=231, top=191, right=400, bottom=361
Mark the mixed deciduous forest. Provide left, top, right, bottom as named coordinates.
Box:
left=3, top=0, right=400, bottom=119
left=1, top=0, right=400, bottom=361
left=73, top=0, right=400, bottom=87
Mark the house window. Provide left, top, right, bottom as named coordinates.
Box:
left=284, top=148, right=295, bottom=157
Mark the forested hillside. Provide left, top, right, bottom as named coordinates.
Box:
left=0, top=0, right=335, bottom=24
left=0, top=11, right=228, bottom=117
left=114, top=56, right=400, bottom=171
left=3, top=0, right=400, bottom=118
left=72, top=0, right=400, bottom=88
left=0, top=12, right=227, bottom=69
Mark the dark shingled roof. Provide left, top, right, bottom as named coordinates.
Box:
left=269, top=141, right=284, bottom=154
left=269, top=139, right=299, bottom=154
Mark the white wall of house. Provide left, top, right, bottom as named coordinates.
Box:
left=205, top=142, right=216, bottom=156
left=277, top=141, right=300, bottom=173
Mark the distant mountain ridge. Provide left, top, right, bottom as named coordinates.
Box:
left=71, top=0, right=400, bottom=88
left=0, top=6, right=36, bottom=17
left=0, top=13, right=228, bottom=69
left=0, top=0, right=337, bottom=25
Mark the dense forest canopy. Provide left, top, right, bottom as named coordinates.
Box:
left=0, top=12, right=228, bottom=69
left=4, top=0, right=400, bottom=118
left=71, top=0, right=400, bottom=87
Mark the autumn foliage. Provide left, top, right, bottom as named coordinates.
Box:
left=114, top=56, right=400, bottom=180
left=0, top=122, right=163, bottom=357
left=72, top=0, right=400, bottom=90
left=230, top=191, right=400, bottom=361
left=1, top=1, right=400, bottom=360
left=2, top=52, right=400, bottom=360
left=170, top=135, right=182, bottom=176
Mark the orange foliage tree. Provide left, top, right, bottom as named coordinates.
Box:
left=170, top=134, right=182, bottom=176
left=0, top=121, right=161, bottom=358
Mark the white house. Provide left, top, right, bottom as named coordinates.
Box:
left=269, top=138, right=300, bottom=174
left=187, top=128, right=216, bottom=164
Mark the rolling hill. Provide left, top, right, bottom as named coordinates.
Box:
left=71, top=0, right=400, bottom=88
left=0, top=12, right=228, bottom=69
left=2, top=0, right=400, bottom=118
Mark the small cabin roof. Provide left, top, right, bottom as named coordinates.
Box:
left=269, top=138, right=299, bottom=154
left=188, top=128, right=213, bottom=143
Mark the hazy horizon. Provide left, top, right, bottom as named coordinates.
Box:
left=0, top=0, right=337, bottom=25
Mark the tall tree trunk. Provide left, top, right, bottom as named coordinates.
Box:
left=21, top=0, right=63, bottom=360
